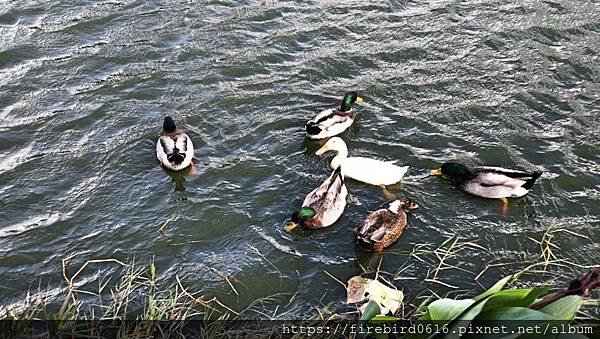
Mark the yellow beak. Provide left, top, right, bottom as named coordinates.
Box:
left=284, top=221, right=299, bottom=233
left=315, top=144, right=329, bottom=156
left=356, top=96, right=364, bottom=103
left=430, top=168, right=442, bottom=176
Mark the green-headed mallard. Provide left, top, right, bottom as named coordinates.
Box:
left=305, top=92, right=363, bottom=139
left=356, top=198, right=418, bottom=252
left=315, top=137, right=408, bottom=186
left=284, top=166, right=347, bottom=232
left=430, top=162, right=542, bottom=206
left=156, top=117, right=194, bottom=171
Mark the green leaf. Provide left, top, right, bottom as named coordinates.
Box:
left=357, top=300, right=383, bottom=339
left=480, top=288, right=548, bottom=312
left=359, top=300, right=381, bottom=321
left=456, top=298, right=489, bottom=321
left=478, top=307, right=555, bottom=321
left=466, top=308, right=554, bottom=339
left=440, top=297, right=493, bottom=339
left=538, top=295, right=582, bottom=320
left=473, top=275, right=512, bottom=301
left=438, top=275, right=516, bottom=338
left=426, top=298, right=476, bottom=321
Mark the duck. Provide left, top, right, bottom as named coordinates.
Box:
left=156, top=116, right=195, bottom=171
left=356, top=198, right=419, bottom=252
left=305, top=92, right=364, bottom=139
left=284, top=166, right=347, bottom=232
left=430, top=162, right=542, bottom=207
left=315, top=137, right=409, bottom=186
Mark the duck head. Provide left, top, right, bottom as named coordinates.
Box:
left=340, top=91, right=364, bottom=112
left=315, top=137, right=347, bottom=156
left=388, top=198, right=419, bottom=213
left=284, top=207, right=317, bottom=232
left=431, top=162, right=472, bottom=178
left=163, top=116, right=177, bottom=133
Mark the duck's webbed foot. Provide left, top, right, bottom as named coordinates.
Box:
left=380, top=185, right=397, bottom=200
left=500, top=197, right=509, bottom=215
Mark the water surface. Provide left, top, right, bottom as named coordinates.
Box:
left=0, top=0, right=599, bottom=318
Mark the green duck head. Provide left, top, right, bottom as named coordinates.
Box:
left=340, top=92, right=364, bottom=112
left=284, top=207, right=317, bottom=232
left=431, top=162, right=474, bottom=182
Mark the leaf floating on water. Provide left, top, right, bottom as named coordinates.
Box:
left=346, top=276, right=403, bottom=315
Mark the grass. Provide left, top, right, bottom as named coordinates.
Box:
left=1, top=224, right=598, bottom=337
left=327, top=224, right=599, bottom=322
left=0, top=254, right=236, bottom=337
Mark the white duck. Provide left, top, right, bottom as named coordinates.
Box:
left=156, top=116, right=194, bottom=171
left=315, top=137, right=408, bottom=186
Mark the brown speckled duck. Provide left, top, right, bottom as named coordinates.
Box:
left=356, top=198, right=418, bottom=252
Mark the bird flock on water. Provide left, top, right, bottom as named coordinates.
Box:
left=156, top=92, right=542, bottom=252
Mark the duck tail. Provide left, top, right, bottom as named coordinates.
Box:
left=167, top=147, right=185, bottom=165
left=333, top=165, right=344, bottom=184
left=521, top=172, right=542, bottom=190
left=305, top=122, right=321, bottom=135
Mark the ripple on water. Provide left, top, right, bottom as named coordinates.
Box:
left=0, top=0, right=599, bottom=318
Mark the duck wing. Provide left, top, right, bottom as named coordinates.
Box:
left=476, top=166, right=538, bottom=178
left=475, top=167, right=541, bottom=188
left=358, top=209, right=399, bottom=241
left=474, top=172, right=526, bottom=188
left=461, top=167, right=542, bottom=198
left=157, top=133, right=194, bottom=170
left=342, top=157, right=408, bottom=186
left=159, top=133, right=189, bottom=163
left=303, top=167, right=347, bottom=227
left=305, top=109, right=355, bottom=137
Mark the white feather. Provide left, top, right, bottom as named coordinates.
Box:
left=316, top=137, right=408, bottom=186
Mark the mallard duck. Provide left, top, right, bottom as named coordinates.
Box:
left=156, top=117, right=194, bottom=171
left=305, top=92, right=364, bottom=139
left=315, top=137, right=409, bottom=186
left=430, top=162, right=542, bottom=206
left=356, top=198, right=418, bottom=252
left=284, top=166, right=347, bottom=232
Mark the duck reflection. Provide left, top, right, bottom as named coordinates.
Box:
left=302, top=137, right=328, bottom=155
left=163, top=163, right=195, bottom=192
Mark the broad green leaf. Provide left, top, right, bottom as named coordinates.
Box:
left=473, top=307, right=554, bottom=339
left=357, top=301, right=382, bottom=339
left=359, top=300, right=381, bottom=321
left=456, top=297, right=489, bottom=321
left=538, top=295, right=582, bottom=320
left=427, top=298, right=476, bottom=320
left=478, top=307, right=555, bottom=321
left=480, top=288, right=548, bottom=312
left=440, top=297, right=493, bottom=339
left=473, top=275, right=512, bottom=301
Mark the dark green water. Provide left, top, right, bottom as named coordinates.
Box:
left=0, top=0, right=598, bottom=318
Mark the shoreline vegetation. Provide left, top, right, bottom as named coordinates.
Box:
left=1, top=224, right=598, bottom=337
